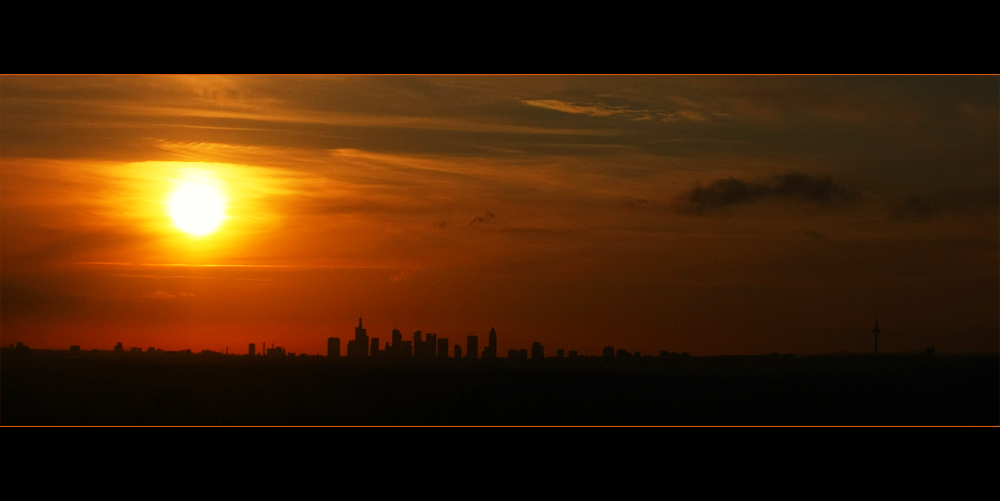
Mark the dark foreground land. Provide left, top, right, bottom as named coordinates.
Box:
left=2, top=350, right=997, bottom=425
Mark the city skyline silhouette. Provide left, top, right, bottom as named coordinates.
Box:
left=2, top=314, right=949, bottom=359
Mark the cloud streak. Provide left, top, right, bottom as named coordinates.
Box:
left=522, top=99, right=623, bottom=117
left=522, top=97, right=720, bottom=123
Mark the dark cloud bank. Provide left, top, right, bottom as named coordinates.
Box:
left=675, top=172, right=859, bottom=215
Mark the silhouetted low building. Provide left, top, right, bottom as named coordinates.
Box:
left=508, top=349, right=528, bottom=360
left=603, top=347, right=614, bottom=359
left=249, top=343, right=256, bottom=356
left=556, top=349, right=564, bottom=358
left=70, top=345, right=80, bottom=354
left=568, top=350, right=578, bottom=358
left=327, top=337, right=340, bottom=358
left=438, top=338, right=449, bottom=358
left=414, top=331, right=438, bottom=358
left=114, top=342, right=123, bottom=353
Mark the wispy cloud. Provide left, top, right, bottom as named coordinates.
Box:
left=145, top=291, right=195, bottom=299
left=620, top=196, right=651, bottom=212
left=389, top=269, right=414, bottom=282
left=885, top=188, right=999, bottom=221
left=662, top=109, right=710, bottom=122
left=469, top=211, right=496, bottom=225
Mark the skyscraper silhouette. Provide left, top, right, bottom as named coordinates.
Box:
left=467, top=335, right=478, bottom=360
left=426, top=333, right=437, bottom=357
left=391, top=328, right=402, bottom=355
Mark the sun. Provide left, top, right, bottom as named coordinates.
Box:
left=167, top=179, right=228, bottom=236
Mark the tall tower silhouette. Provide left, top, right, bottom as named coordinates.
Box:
left=357, top=317, right=368, bottom=356
left=483, top=327, right=497, bottom=358
left=872, top=318, right=881, bottom=355
left=347, top=317, right=369, bottom=357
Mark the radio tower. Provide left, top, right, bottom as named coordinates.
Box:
left=872, top=318, right=881, bottom=355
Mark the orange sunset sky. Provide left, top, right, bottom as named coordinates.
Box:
left=1, top=75, right=997, bottom=356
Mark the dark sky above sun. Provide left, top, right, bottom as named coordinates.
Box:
left=2, top=75, right=997, bottom=356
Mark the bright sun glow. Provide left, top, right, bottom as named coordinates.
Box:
left=167, top=179, right=228, bottom=236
